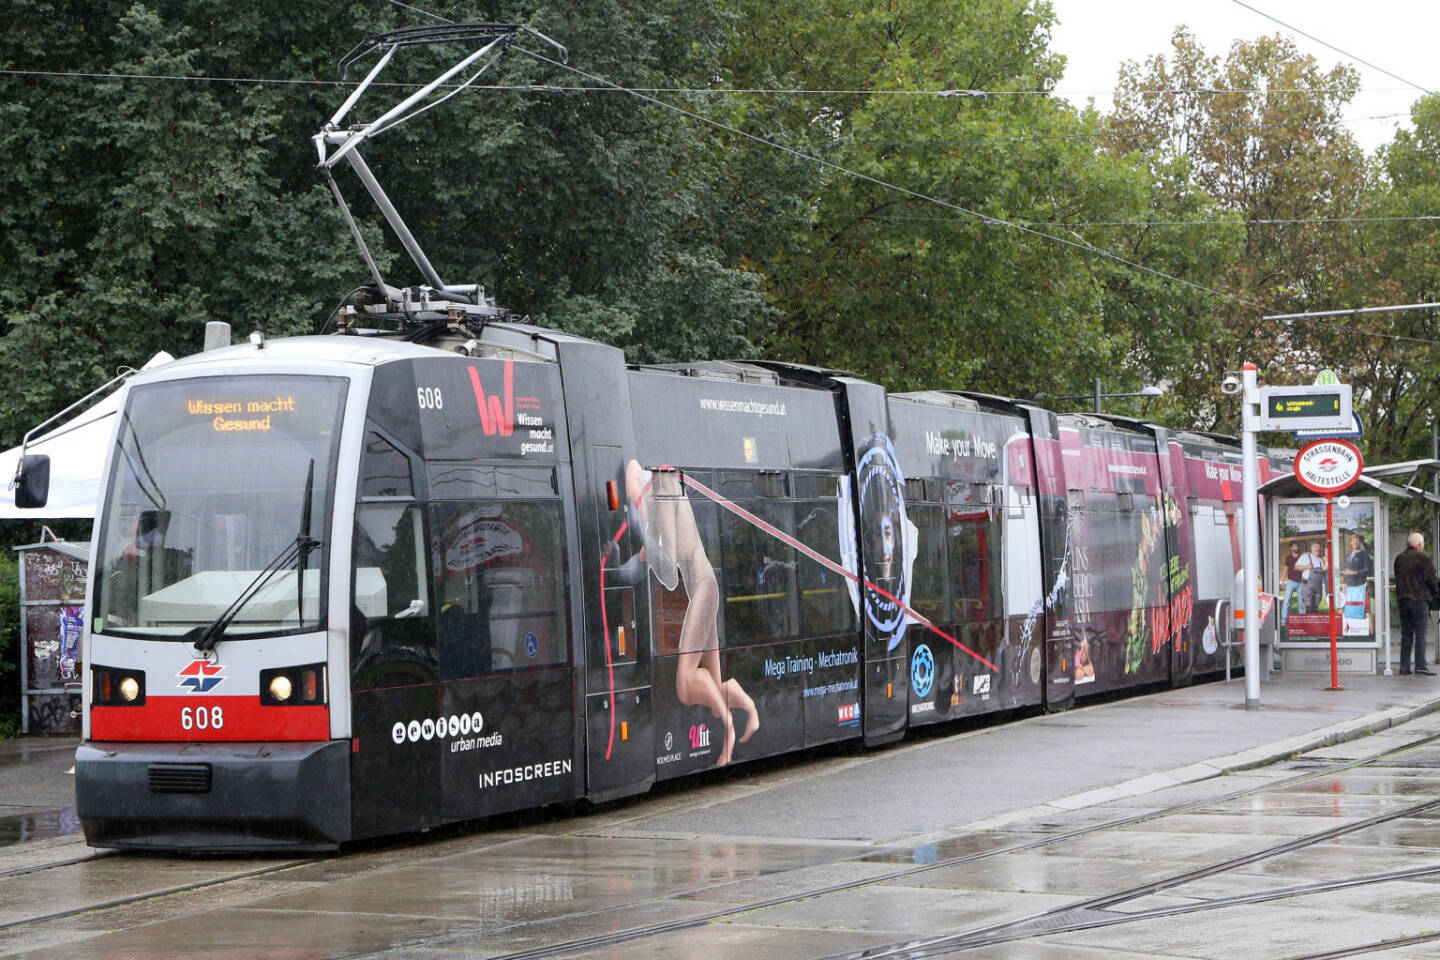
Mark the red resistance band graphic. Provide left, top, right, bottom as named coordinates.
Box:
left=599, top=468, right=1001, bottom=759
left=679, top=472, right=999, bottom=675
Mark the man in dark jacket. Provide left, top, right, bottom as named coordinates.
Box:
left=1393, top=532, right=1438, bottom=675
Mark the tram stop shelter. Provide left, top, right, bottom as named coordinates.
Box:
left=1261, top=459, right=1440, bottom=676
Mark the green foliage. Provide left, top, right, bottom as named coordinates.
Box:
left=719, top=0, right=1233, bottom=400
left=1105, top=28, right=1371, bottom=433
left=0, top=2, right=1437, bottom=473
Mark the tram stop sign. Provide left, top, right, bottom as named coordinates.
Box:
left=1293, top=438, right=1364, bottom=495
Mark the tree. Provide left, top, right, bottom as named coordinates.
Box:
left=0, top=0, right=787, bottom=460
left=1105, top=28, right=1373, bottom=432
left=720, top=0, right=1234, bottom=401
left=1356, top=94, right=1440, bottom=484
left=0, top=1, right=383, bottom=449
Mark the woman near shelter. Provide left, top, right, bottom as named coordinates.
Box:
left=1299, top=541, right=1326, bottom=614
left=1342, top=533, right=1372, bottom=623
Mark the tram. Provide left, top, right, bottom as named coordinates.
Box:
left=22, top=326, right=1274, bottom=851
left=7, top=23, right=1283, bottom=851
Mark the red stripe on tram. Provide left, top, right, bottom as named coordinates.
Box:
left=599, top=519, right=628, bottom=761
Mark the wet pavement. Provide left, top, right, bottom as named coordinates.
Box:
left=2, top=673, right=1440, bottom=958
left=0, top=737, right=81, bottom=846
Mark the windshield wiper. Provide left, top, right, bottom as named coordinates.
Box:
left=189, top=461, right=322, bottom=652
left=296, top=459, right=316, bottom=622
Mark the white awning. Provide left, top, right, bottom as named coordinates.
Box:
left=0, top=352, right=175, bottom=520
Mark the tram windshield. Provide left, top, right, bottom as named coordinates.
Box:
left=92, top=375, right=348, bottom=640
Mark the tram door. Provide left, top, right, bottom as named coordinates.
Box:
left=583, top=446, right=656, bottom=800
left=1158, top=434, right=1196, bottom=687
left=557, top=336, right=657, bottom=803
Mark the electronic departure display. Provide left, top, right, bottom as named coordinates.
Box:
left=1256, top=384, right=1352, bottom=432
left=1266, top=391, right=1342, bottom=419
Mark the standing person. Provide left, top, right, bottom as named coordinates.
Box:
left=1342, top=533, right=1372, bottom=623
left=1299, top=541, right=1327, bottom=615
left=1281, top=542, right=1305, bottom=626
left=1393, top=532, right=1438, bottom=676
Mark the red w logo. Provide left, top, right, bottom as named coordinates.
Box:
left=468, top=362, right=514, bottom=437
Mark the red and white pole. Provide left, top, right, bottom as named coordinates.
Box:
left=1326, top=493, right=1342, bottom=691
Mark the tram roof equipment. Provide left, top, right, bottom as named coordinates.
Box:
left=314, top=23, right=567, bottom=333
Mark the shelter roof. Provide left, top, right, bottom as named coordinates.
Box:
left=1259, top=458, right=1440, bottom=505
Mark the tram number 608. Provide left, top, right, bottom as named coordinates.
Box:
left=417, top=386, right=444, bottom=410
left=181, top=706, right=224, bottom=731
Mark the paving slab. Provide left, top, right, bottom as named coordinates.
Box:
left=724, top=884, right=1078, bottom=938
left=1045, top=901, right=1440, bottom=960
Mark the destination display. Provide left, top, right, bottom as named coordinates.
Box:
left=1267, top=392, right=1341, bottom=419
left=1256, top=384, right=1352, bottom=432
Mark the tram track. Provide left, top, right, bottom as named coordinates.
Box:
left=0, top=848, right=115, bottom=880
left=825, top=794, right=1440, bottom=957
left=396, top=731, right=1440, bottom=960
left=0, top=856, right=320, bottom=934
left=3, top=730, right=1435, bottom=953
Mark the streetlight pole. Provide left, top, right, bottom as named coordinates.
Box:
left=1240, top=363, right=1262, bottom=710
left=1054, top=381, right=1165, bottom=413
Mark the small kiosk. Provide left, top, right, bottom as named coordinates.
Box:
left=1262, top=459, right=1440, bottom=676
left=15, top=531, right=89, bottom=734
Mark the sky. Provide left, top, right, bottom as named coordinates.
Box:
left=1046, top=0, right=1440, bottom=155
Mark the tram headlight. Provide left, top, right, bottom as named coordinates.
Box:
left=260, top=663, right=327, bottom=706
left=268, top=675, right=293, bottom=702
left=91, top=665, right=145, bottom=706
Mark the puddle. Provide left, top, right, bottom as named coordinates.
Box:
left=0, top=807, right=81, bottom=846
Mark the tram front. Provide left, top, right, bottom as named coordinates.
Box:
left=76, top=345, right=360, bottom=850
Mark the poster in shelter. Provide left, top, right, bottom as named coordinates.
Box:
left=1276, top=500, right=1375, bottom=641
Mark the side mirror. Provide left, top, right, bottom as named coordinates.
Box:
left=14, top=454, right=50, bottom=509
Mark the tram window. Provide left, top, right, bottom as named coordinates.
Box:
left=796, top=500, right=856, bottom=636
left=794, top=473, right=840, bottom=499
left=713, top=471, right=757, bottom=498
left=909, top=504, right=949, bottom=626
left=1087, top=503, right=1148, bottom=613
left=351, top=503, right=437, bottom=690
left=949, top=504, right=1001, bottom=623
left=427, top=463, right=557, bottom=500
left=430, top=500, right=570, bottom=677
left=720, top=500, right=798, bottom=645
left=360, top=431, right=413, bottom=499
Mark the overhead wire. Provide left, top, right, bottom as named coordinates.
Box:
left=359, top=0, right=1440, bottom=347
left=0, top=66, right=1429, bottom=102
left=510, top=45, right=1269, bottom=307
left=30, top=0, right=1422, bottom=346
left=1230, top=0, right=1435, bottom=96
left=509, top=45, right=1440, bottom=346
left=822, top=214, right=1440, bottom=229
